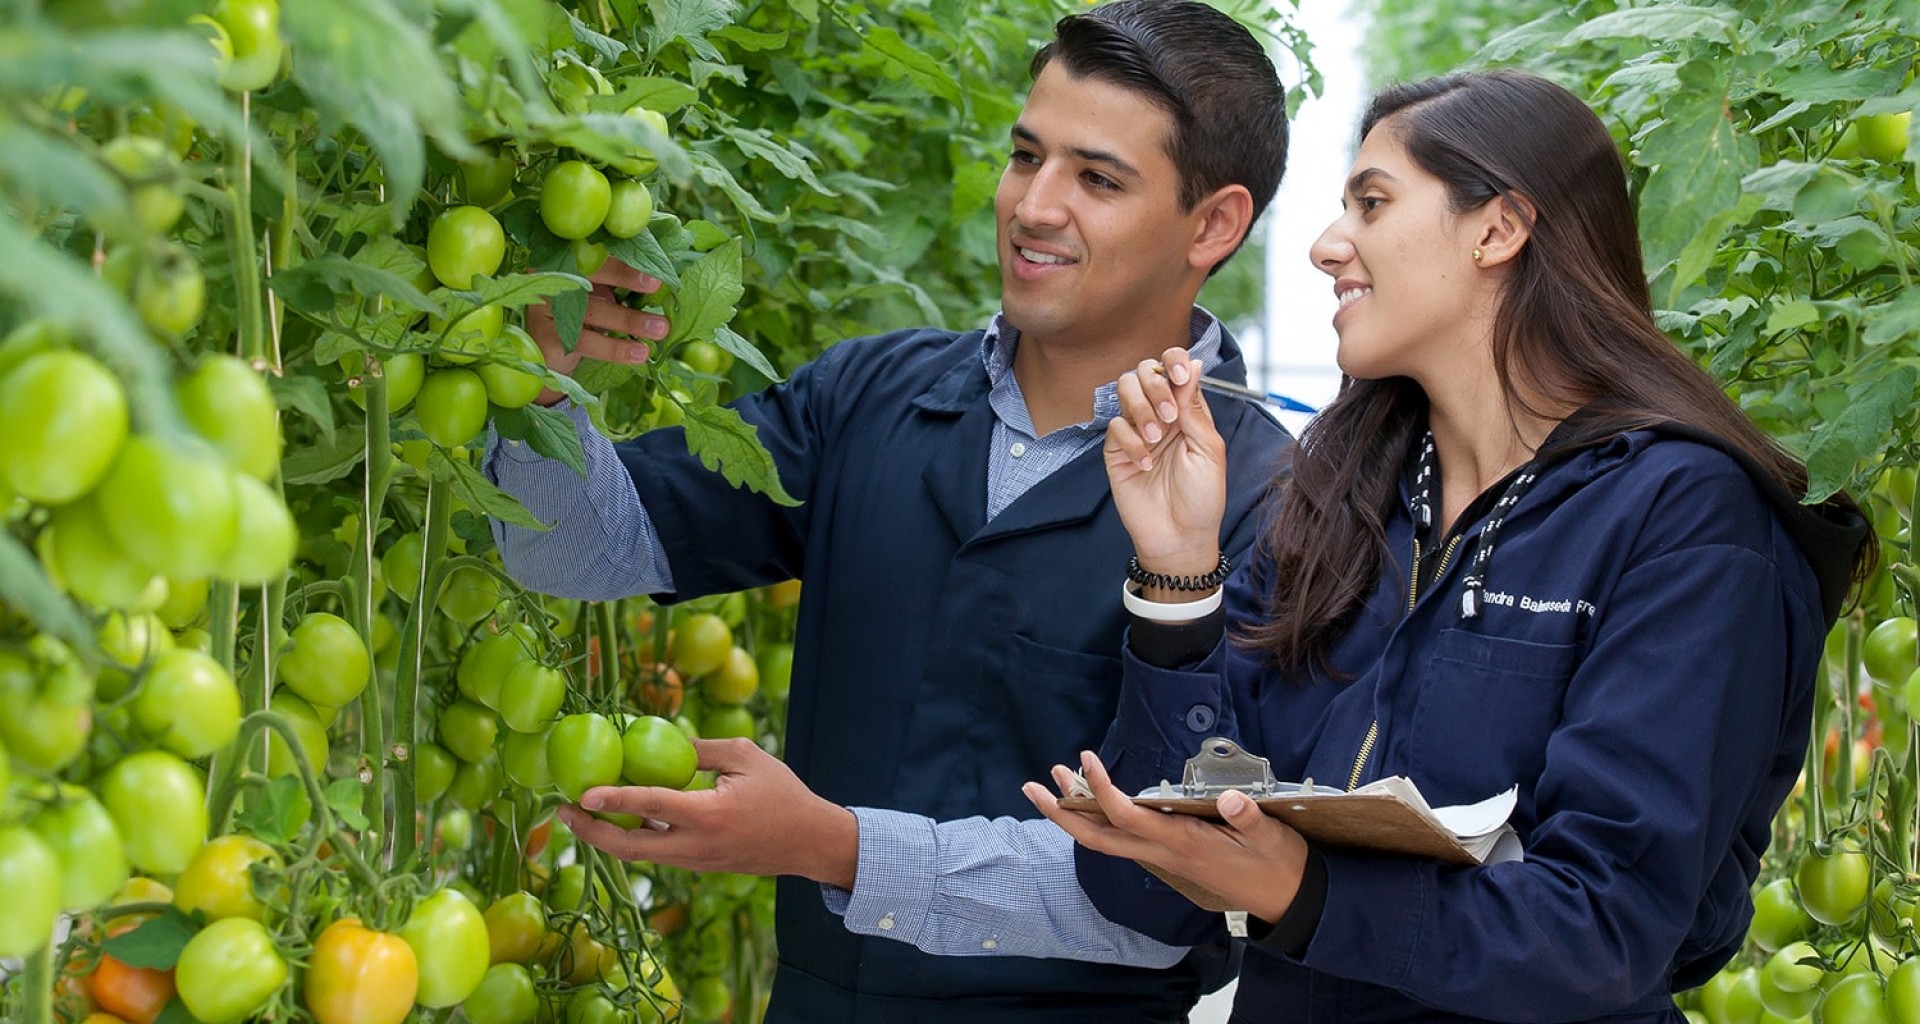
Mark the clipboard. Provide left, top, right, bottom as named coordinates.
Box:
left=1057, top=738, right=1520, bottom=909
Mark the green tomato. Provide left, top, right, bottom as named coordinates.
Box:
left=416, top=368, right=490, bottom=448
left=178, top=354, right=280, bottom=481
left=134, top=647, right=242, bottom=759
left=1750, top=877, right=1815, bottom=952
left=446, top=755, right=505, bottom=812
left=400, top=889, right=491, bottom=1008
left=546, top=713, right=622, bottom=802
left=621, top=715, right=698, bottom=789
left=279, top=612, right=372, bottom=709
left=602, top=180, right=655, bottom=239
left=440, top=699, right=500, bottom=764
left=540, top=161, right=612, bottom=240
left=701, top=704, right=756, bottom=741
left=501, top=728, right=553, bottom=791
left=95, top=435, right=239, bottom=581
left=0, top=646, right=92, bottom=774
left=100, top=134, right=185, bottom=234
left=430, top=304, right=506, bottom=365
left=461, top=149, right=518, bottom=208
left=573, top=236, right=609, bottom=276
left=428, top=205, right=507, bottom=289
left=382, top=531, right=426, bottom=604
left=1821, top=972, right=1891, bottom=1024
left=758, top=642, right=793, bottom=701
left=97, top=610, right=173, bottom=700
left=1865, top=617, right=1917, bottom=685
left=130, top=242, right=208, bottom=336
left=1856, top=112, right=1912, bottom=163
left=670, top=613, right=732, bottom=678
left=549, top=62, right=612, bottom=114
left=98, top=750, right=208, bottom=874
left=415, top=742, right=458, bottom=803
left=345, top=351, right=426, bottom=412
left=41, top=497, right=163, bottom=610
left=497, top=660, right=566, bottom=734
left=1799, top=847, right=1872, bottom=926
left=609, top=105, right=671, bottom=176
left=0, top=826, right=60, bottom=957
left=29, top=787, right=129, bottom=911
left=458, top=623, right=539, bottom=708
left=1887, top=957, right=1920, bottom=1024
left=175, top=917, right=287, bottom=1024
left=475, top=324, right=545, bottom=410
left=438, top=564, right=502, bottom=627
left=219, top=473, right=297, bottom=585
left=174, top=834, right=280, bottom=922
left=265, top=692, right=329, bottom=778
left=0, top=350, right=128, bottom=506
left=462, top=963, right=538, bottom=1024
left=483, top=892, right=548, bottom=966
left=213, top=0, right=283, bottom=92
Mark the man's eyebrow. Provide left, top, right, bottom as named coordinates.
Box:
left=1010, top=123, right=1143, bottom=181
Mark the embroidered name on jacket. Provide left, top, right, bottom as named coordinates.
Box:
left=1478, top=591, right=1596, bottom=616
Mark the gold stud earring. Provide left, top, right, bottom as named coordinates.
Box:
left=1471, top=248, right=1484, bottom=263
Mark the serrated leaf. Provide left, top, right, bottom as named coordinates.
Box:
left=463, top=271, right=589, bottom=312
left=1792, top=167, right=1863, bottom=224
left=574, top=358, right=644, bottom=393
left=1804, top=366, right=1918, bottom=501
left=714, top=25, right=788, bottom=51
left=493, top=403, right=588, bottom=475
left=861, top=25, right=962, bottom=103
left=273, top=254, right=444, bottom=318
left=1864, top=290, right=1920, bottom=347
left=1772, top=65, right=1905, bottom=104
left=444, top=0, right=548, bottom=108
left=1766, top=299, right=1820, bottom=334
left=434, top=448, right=547, bottom=530
left=103, top=908, right=197, bottom=969
left=721, top=126, right=830, bottom=193
left=665, top=238, right=744, bottom=347
left=0, top=533, right=91, bottom=652
left=1666, top=194, right=1761, bottom=308
left=0, top=124, right=129, bottom=233
left=324, top=777, right=371, bottom=830
left=712, top=325, right=782, bottom=382
left=613, top=77, right=700, bottom=114
left=602, top=231, right=682, bottom=289
left=272, top=374, right=337, bottom=443
left=551, top=112, right=694, bottom=185
left=1742, top=161, right=1821, bottom=211
left=568, top=9, right=629, bottom=63
left=691, top=151, right=784, bottom=223
left=681, top=395, right=799, bottom=506
left=1637, top=69, right=1748, bottom=270
left=283, top=0, right=474, bottom=217
left=282, top=433, right=369, bottom=486
left=648, top=0, right=736, bottom=61
left=234, top=775, right=311, bottom=845
left=1565, top=6, right=1738, bottom=42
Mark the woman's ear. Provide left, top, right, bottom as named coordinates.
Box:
left=1472, top=193, right=1536, bottom=268
left=1188, top=184, right=1255, bottom=273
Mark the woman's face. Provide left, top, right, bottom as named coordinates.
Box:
left=1308, top=121, right=1489, bottom=384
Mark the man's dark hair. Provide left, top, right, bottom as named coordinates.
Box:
left=1031, top=0, right=1289, bottom=267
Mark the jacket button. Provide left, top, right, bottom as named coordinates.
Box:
left=1184, top=704, right=1216, bottom=732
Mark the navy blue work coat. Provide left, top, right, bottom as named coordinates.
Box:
left=620, top=324, right=1292, bottom=1023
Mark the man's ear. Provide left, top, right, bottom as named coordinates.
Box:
left=1188, top=185, right=1255, bottom=273
left=1471, top=192, right=1536, bottom=268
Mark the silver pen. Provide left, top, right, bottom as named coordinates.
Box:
left=1151, top=365, right=1318, bottom=414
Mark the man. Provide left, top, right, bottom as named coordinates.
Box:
left=489, top=1, right=1291, bottom=1019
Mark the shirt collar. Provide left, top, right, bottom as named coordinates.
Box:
left=979, top=308, right=1228, bottom=428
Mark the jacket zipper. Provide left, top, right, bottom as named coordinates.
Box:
left=1348, top=534, right=1464, bottom=791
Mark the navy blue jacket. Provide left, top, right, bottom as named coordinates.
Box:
left=620, top=325, right=1292, bottom=1022
left=1079, top=425, right=1865, bottom=1023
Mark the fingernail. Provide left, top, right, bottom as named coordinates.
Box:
left=626, top=344, right=650, bottom=364
left=1221, top=792, right=1249, bottom=815
left=582, top=793, right=604, bottom=811
left=1081, top=750, right=1096, bottom=772
left=1158, top=402, right=1177, bottom=423
left=1139, top=454, right=1153, bottom=471
left=1143, top=422, right=1162, bottom=445
left=644, top=318, right=669, bottom=341
left=1170, top=363, right=1190, bottom=385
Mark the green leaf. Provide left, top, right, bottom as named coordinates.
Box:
left=551, top=112, right=694, bottom=184
left=154, top=1000, right=197, bottom=1024
left=680, top=389, right=799, bottom=506
left=1771, top=65, right=1905, bottom=104
left=283, top=0, right=474, bottom=217
left=102, top=908, right=198, bottom=970
left=612, top=77, right=701, bottom=115
left=665, top=238, right=745, bottom=347
left=1765, top=299, right=1820, bottom=334
left=602, top=230, right=682, bottom=289
left=233, top=775, right=311, bottom=846
left=1864, top=290, right=1920, bottom=347
left=0, top=124, right=129, bottom=233
left=1742, top=161, right=1821, bottom=211
left=324, top=777, right=371, bottom=830
left=711, top=325, right=783, bottom=383
left=1565, top=6, right=1738, bottom=43
left=721, top=126, right=830, bottom=193
left=273, top=374, right=337, bottom=443
left=1637, top=64, right=1748, bottom=270
left=493, top=403, right=588, bottom=476
left=444, top=0, right=549, bottom=109
left=282, top=432, right=369, bottom=486
left=272, top=254, right=444, bottom=318
left=1666, top=194, right=1761, bottom=308
left=1792, top=167, right=1864, bottom=224
left=568, top=8, right=629, bottom=63
left=647, top=0, right=737, bottom=61
left=433, top=449, right=547, bottom=531
left=1804, top=366, right=1918, bottom=501
left=0, top=533, right=91, bottom=653
left=714, top=25, right=789, bottom=51
left=463, top=271, right=589, bottom=312
left=860, top=25, right=963, bottom=103
left=691, top=150, right=784, bottom=223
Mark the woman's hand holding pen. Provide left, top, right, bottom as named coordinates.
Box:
left=1106, top=347, right=1228, bottom=588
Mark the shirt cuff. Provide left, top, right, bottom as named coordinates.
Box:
left=829, top=807, right=938, bottom=945
left=1244, top=848, right=1327, bottom=958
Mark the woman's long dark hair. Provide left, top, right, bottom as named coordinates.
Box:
left=1246, top=70, right=1868, bottom=671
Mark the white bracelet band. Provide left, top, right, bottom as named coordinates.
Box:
left=1121, top=580, right=1224, bottom=623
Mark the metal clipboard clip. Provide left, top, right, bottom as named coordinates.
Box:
left=1068, top=737, right=1314, bottom=801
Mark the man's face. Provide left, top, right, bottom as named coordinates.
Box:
left=995, top=63, right=1197, bottom=350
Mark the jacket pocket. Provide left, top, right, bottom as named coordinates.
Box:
left=1403, top=628, right=1578, bottom=806
left=998, top=634, right=1125, bottom=761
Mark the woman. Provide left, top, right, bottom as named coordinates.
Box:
left=1034, top=70, right=1872, bottom=1020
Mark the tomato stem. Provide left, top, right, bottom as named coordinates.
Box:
left=225, top=91, right=268, bottom=365
left=16, top=942, right=52, bottom=1024
left=390, top=470, right=453, bottom=868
